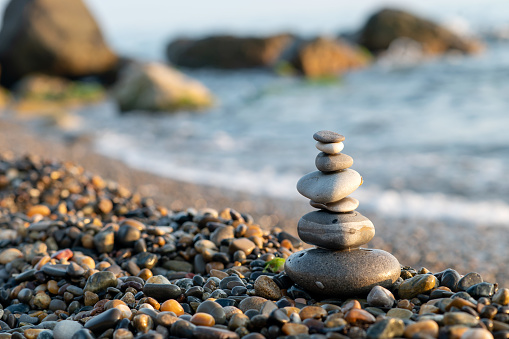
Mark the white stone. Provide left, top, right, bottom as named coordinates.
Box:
left=316, top=141, right=344, bottom=154
left=53, top=320, right=83, bottom=339
left=297, top=169, right=362, bottom=204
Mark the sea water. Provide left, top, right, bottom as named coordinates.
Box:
left=75, top=41, right=509, bottom=226
left=2, top=1, right=509, bottom=225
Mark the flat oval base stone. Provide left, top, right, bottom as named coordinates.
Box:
left=285, top=248, right=400, bottom=298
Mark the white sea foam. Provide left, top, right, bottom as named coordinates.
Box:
left=95, top=133, right=509, bottom=227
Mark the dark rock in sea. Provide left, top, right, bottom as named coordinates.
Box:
left=290, top=37, right=369, bottom=78
left=358, top=8, right=483, bottom=55
left=0, top=0, right=118, bottom=87
left=166, top=35, right=293, bottom=69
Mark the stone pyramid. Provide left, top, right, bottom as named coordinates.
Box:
left=285, top=130, right=400, bottom=297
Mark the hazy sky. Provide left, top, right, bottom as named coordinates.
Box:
left=0, top=0, right=507, bottom=59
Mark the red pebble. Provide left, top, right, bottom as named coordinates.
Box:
left=51, top=248, right=73, bottom=261
left=185, top=273, right=195, bottom=279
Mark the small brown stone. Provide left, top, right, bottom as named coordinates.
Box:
left=386, top=308, right=413, bottom=319
left=404, top=319, right=439, bottom=338
left=0, top=248, right=23, bottom=264
left=398, top=274, right=438, bottom=299
left=282, top=323, right=309, bottom=336
left=210, top=269, right=229, bottom=279
left=191, top=313, right=215, bottom=327
left=446, top=298, right=476, bottom=312
left=84, top=291, right=99, bottom=306
left=493, top=288, right=509, bottom=306
left=238, top=296, right=268, bottom=312
left=33, top=292, right=51, bottom=309
left=229, top=238, right=257, bottom=255
left=133, top=314, right=153, bottom=333
left=113, top=328, right=134, bottom=339
left=23, top=329, right=47, bottom=339
left=448, top=326, right=470, bottom=339
left=47, top=280, right=59, bottom=294
left=27, top=205, right=51, bottom=217
left=299, top=306, right=328, bottom=320
left=325, top=313, right=347, bottom=328
left=345, top=309, right=376, bottom=325
left=254, top=275, right=282, bottom=300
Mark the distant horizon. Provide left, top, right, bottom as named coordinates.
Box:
left=0, top=0, right=507, bottom=59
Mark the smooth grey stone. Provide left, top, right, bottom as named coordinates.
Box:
left=84, top=308, right=122, bottom=333
left=19, top=314, right=38, bottom=324
left=297, top=169, right=362, bottom=204
left=17, top=288, right=33, bottom=303
left=310, top=197, right=359, bottom=213
left=313, top=130, right=345, bottom=143
left=15, top=269, right=36, bottom=283
left=458, top=272, right=483, bottom=291
left=316, top=141, right=344, bottom=154
left=84, top=271, right=118, bottom=293
left=42, top=264, right=68, bottom=277
left=297, top=211, right=374, bottom=250
left=170, top=320, right=195, bottom=338
left=466, top=282, right=495, bottom=298
left=71, top=329, right=95, bottom=339
left=366, top=318, right=404, bottom=339
left=49, top=299, right=67, bottom=312
left=37, top=331, right=53, bottom=339
left=6, top=303, right=30, bottom=313
left=66, top=285, right=84, bottom=296
left=66, top=262, right=85, bottom=278
left=367, top=286, right=395, bottom=308
left=53, top=320, right=83, bottom=339
left=285, top=248, right=400, bottom=297
left=315, top=152, right=353, bottom=172
left=196, top=300, right=226, bottom=325
left=28, top=221, right=55, bottom=231
left=143, top=283, right=182, bottom=301
left=440, top=268, right=461, bottom=292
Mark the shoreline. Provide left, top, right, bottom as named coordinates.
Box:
left=0, top=114, right=508, bottom=285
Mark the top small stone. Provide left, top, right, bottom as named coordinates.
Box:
left=313, top=130, right=345, bottom=143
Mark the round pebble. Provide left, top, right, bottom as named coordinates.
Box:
left=315, top=141, right=344, bottom=154
left=285, top=248, right=400, bottom=297
left=315, top=152, right=353, bottom=172
left=297, top=210, right=374, bottom=250
left=297, top=169, right=362, bottom=204
left=313, top=130, right=345, bottom=143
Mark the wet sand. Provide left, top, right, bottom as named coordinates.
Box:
left=1, top=114, right=508, bottom=285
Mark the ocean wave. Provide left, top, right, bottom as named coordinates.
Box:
left=95, top=133, right=509, bottom=227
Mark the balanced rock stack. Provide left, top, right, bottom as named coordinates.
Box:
left=285, top=130, right=401, bottom=297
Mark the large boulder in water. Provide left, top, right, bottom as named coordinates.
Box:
left=291, top=37, right=370, bottom=78
left=166, top=34, right=293, bottom=69
left=111, top=62, right=213, bottom=113
left=0, top=0, right=118, bottom=87
left=358, top=8, right=482, bottom=55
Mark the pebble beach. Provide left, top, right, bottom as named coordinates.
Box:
left=0, top=123, right=508, bottom=339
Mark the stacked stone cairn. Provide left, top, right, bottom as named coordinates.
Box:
left=285, top=130, right=401, bottom=297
